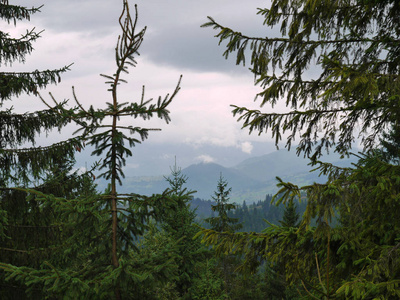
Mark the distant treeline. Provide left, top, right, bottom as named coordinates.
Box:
left=191, top=195, right=307, bottom=232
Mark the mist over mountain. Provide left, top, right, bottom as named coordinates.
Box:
left=95, top=143, right=355, bottom=203
left=118, top=140, right=278, bottom=176
left=77, top=140, right=278, bottom=177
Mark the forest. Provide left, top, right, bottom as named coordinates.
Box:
left=2, top=0, right=400, bottom=299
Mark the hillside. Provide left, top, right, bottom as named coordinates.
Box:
left=109, top=150, right=354, bottom=203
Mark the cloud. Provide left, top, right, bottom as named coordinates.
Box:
left=27, top=0, right=270, bottom=75
left=6, top=0, right=286, bottom=179
left=196, top=155, right=215, bottom=163
left=29, top=0, right=121, bottom=36
left=240, top=142, right=253, bottom=154
left=139, top=0, right=270, bottom=74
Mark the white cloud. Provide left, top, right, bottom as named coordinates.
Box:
left=6, top=0, right=285, bottom=178
left=240, top=141, right=253, bottom=154
left=196, top=155, right=215, bottom=163
left=71, top=166, right=87, bottom=175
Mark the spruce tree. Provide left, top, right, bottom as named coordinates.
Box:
left=0, top=2, right=88, bottom=298
left=161, top=161, right=205, bottom=299
left=199, top=1, right=400, bottom=298
left=202, top=0, right=400, bottom=160
left=279, top=199, right=300, bottom=228
left=1, top=1, right=182, bottom=299
left=263, top=199, right=301, bottom=299
left=0, top=1, right=76, bottom=186
left=205, top=174, right=242, bottom=233
left=0, top=162, right=98, bottom=299
left=48, top=2, right=180, bottom=298
left=204, top=174, right=242, bottom=298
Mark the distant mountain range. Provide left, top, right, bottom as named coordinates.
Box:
left=104, top=149, right=355, bottom=203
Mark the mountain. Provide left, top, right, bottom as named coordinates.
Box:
left=108, top=149, right=355, bottom=203
left=233, top=150, right=313, bottom=182
left=184, top=162, right=264, bottom=201
left=79, top=141, right=277, bottom=177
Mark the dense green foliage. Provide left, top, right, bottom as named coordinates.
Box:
left=228, top=196, right=307, bottom=232
left=0, top=163, right=98, bottom=299
left=205, top=174, right=242, bottom=233
left=204, top=175, right=242, bottom=298
left=35, top=2, right=181, bottom=299
left=198, top=0, right=400, bottom=299
left=203, top=0, right=400, bottom=160
left=3, top=0, right=400, bottom=299
left=160, top=163, right=206, bottom=299
left=0, top=2, right=75, bottom=186
left=1, top=2, right=181, bottom=299
left=0, top=2, right=87, bottom=298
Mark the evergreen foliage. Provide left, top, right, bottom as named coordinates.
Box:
left=190, top=258, right=227, bottom=300
left=381, top=124, right=400, bottom=165
left=0, top=2, right=87, bottom=298
left=199, top=0, right=400, bottom=298
left=0, top=162, right=98, bottom=299
left=122, top=221, right=180, bottom=299
left=0, top=0, right=70, bottom=102
left=263, top=198, right=301, bottom=299
left=203, top=174, right=242, bottom=298
left=160, top=161, right=206, bottom=299
left=205, top=174, right=242, bottom=233
left=1, top=1, right=182, bottom=299
left=279, top=199, right=300, bottom=228
left=0, top=1, right=75, bottom=186
left=40, top=2, right=180, bottom=298
left=227, top=195, right=306, bottom=232
left=202, top=0, right=400, bottom=160
left=5, top=0, right=400, bottom=298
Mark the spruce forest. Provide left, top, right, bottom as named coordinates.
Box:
left=1, top=0, right=400, bottom=299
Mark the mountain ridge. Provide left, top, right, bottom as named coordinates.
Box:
left=106, top=149, right=354, bottom=203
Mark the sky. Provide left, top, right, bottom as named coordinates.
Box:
left=5, top=0, right=289, bottom=175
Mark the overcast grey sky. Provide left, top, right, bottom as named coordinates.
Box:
left=6, top=1, right=286, bottom=172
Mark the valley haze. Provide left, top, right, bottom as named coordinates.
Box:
left=90, top=142, right=354, bottom=203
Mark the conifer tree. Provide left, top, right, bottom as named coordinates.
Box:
left=1, top=1, right=182, bottom=299
left=263, top=199, right=301, bottom=299
left=0, top=2, right=88, bottom=298
left=199, top=0, right=400, bottom=298
left=48, top=2, right=180, bottom=298
left=279, top=199, right=300, bottom=228
left=0, top=1, right=77, bottom=185
left=205, top=174, right=241, bottom=233
left=0, top=162, right=98, bottom=299
left=204, top=174, right=242, bottom=298
left=161, top=160, right=205, bottom=299
left=202, top=0, right=400, bottom=160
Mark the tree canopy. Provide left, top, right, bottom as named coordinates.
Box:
left=1, top=2, right=182, bottom=299
left=202, top=0, right=400, bottom=160
left=3, top=0, right=400, bottom=298
left=0, top=2, right=90, bottom=298
left=199, top=0, right=400, bottom=298
left=0, top=1, right=74, bottom=186
left=205, top=174, right=242, bottom=233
